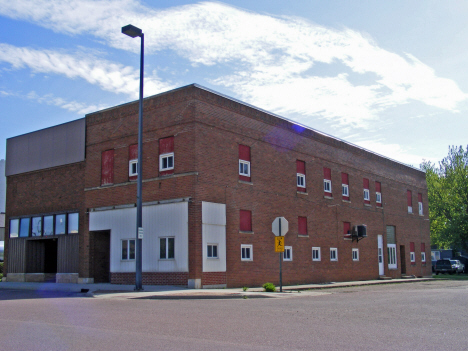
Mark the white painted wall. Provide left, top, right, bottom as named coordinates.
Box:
left=89, top=202, right=188, bottom=273
left=202, top=202, right=226, bottom=272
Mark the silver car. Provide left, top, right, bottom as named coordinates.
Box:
left=450, top=260, right=465, bottom=274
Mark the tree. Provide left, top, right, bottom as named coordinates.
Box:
left=421, top=146, right=468, bottom=252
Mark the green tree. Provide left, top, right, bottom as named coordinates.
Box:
left=421, top=146, right=468, bottom=252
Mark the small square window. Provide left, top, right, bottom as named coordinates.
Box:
left=376, top=192, right=382, bottom=204
left=121, top=239, right=136, bottom=260
left=363, top=189, right=370, bottom=201
left=241, top=244, right=252, bottom=261
left=297, top=174, right=305, bottom=188
left=160, top=237, right=175, bottom=259
left=352, top=248, right=359, bottom=261
left=330, top=248, right=338, bottom=261
left=129, top=159, right=138, bottom=177
left=408, top=206, right=413, bottom=214
left=421, top=252, right=426, bottom=263
left=207, top=244, right=218, bottom=258
left=239, top=160, right=251, bottom=177
left=342, top=184, right=349, bottom=197
left=410, top=252, right=415, bottom=263
left=160, top=153, right=174, bottom=171
left=324, top=179, right=332, bottom=193
left=312, top=247, right=321, bottom=261
left=283, top=246, right=292, bottom=261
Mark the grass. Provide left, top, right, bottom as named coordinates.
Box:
left=432, top=273, right=468, bottom=280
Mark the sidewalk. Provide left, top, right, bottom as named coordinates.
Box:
left=0, top=277, right=434, bottom=299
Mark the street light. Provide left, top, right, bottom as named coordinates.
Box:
left=122, top=24, right=144, bottom=291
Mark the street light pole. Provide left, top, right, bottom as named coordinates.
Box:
left=122, top=24, right=144, bottom=291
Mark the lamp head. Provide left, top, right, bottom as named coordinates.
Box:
left=122, top=24, right=142, bottom=38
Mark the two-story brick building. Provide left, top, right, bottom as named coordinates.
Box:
left=4, top=84, right=431, bottom=287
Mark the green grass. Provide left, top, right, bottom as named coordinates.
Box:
left=432, top=273, right=468, bottom=280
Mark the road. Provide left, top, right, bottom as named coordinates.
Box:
left=0, top=280, right=466, bottom=350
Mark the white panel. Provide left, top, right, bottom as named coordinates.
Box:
left=202, top=202, right=226, bottom=272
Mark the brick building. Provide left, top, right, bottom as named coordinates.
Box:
left=4, top=84, right=431, bottom=287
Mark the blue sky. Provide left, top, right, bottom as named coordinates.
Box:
left=1, top=0, right=468, bottom=167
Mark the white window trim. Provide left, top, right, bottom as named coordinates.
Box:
left=129, top=159, right=138, bottom=177
left=324, top=179, right=332, bottom=193
left=418, top=202, right=423, bottom=215
left=241, top=244, right=253, bottom=261
left=387, top=244, right=397, bottom=269
left=342, top=184, right=349, bottom=197
left=312, top=247, right=321, bottom=261
left=408, top=206, right=413, bottom=214
left=283, top=246, right=293, bottom=261
left=363, top=189, right=370, bottom=201
left=121, top=239, right=136, bottom=261
left=297, top=173, right=306, bottom=188
left=159, top=152, right=174, bottom=171
left=376, top=192, right=382, bottom=203
left=410, top=252, right=415, bottom=263
left=159, top=237, right=175, bottom=260
left=421, top=252, right=426, bottom=263
left=239, top=160, right=251, bottom=177
left=352, top=248, right=359, bottom=261
left=207, top=244, right=218, bottom=259
left=330, top=248, right=338, bottom=261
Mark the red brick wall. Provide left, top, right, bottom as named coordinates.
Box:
left=111, top=272, right=189, bottom=285
left=202, top=272, right=227, bottom=286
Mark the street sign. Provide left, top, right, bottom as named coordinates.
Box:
left=272, top=217, right=289, bottom=236
left=275, top=236, right=285, bottom=252
left=138, top=227, right=144, bottom=239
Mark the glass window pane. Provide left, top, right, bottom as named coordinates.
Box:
left=160, top=238, right=166, bottom=259
left=213, top=245, right=217, bottom=258
left=55, top=214, right=66, bottom=234
left=207, top=245, right=212, bottom=257
left=129, top=240, right=136, bottom=260
left=168, top=156, right=173, bottom=168
left=19, top=218, right=30, bottom=237
left=68, top=213, right=79, bottom=234
left=44, top=216, right=54, bottom=236
left=168, top=238, right=175, bottom=259
left=122, top=240, right=128, bottom=260
left=9, top=219, right=19, bottom=238
left=32, top=217, right=42, bottom=236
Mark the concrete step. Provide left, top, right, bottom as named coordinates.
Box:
left=401, top=275, right=416, bottom=279
left=379, top=275, right=392, bottom=280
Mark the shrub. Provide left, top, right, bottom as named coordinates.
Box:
left=242, top=286, right=248, bottom=291
left=262, top=282, right=276, bottom=292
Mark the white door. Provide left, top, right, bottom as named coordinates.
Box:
left=378, top=235, right=384, bottom=275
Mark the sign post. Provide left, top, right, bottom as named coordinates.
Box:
left=272, top=217, right=288, bottom=292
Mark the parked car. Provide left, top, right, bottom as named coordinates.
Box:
left=434, top=259, right=457, bottom=275
left=450, top=260, right=465, bottom=274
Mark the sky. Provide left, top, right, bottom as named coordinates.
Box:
left=1, top=0, right=468, bottom=168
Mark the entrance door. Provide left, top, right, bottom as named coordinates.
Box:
left=400, top=245, right=406, bottom=275
left=377, top=235, right=384, bottom=275
left=92, top=231, right=110, bottom=283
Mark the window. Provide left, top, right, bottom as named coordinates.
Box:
left=330, top=248, right=338, bottom=261
left=410, top=242, right=415, bottom=263
left=9, top=219, right=19, bottom=238
left=421, top=243, right=426, bottom=263
left=207, top=244, right=218, bottom=258
left=343, top=222, right=351, bottom=237
left=298, top=216, right=307, bottom=236
left=55, top=214, right=66, bottom=235
left=323, top=167, right=332, bottom=195
left=297, top=160, right=306, bottom=192
left=44, top=216, right=54, bottom=236
left=240, top=210, right=252, bottom=232
left=19, top=217, right=30, bottom=237
left=283, top=246, right=292, bottom=261
left=312, top=247, right=321, bottom=261
left=32, top=216, right=42, bottom=236
left=68, top=213, right=79, bottom=234
left=341, top=173, right=349, bottom=200
left=363, top=178, right=370, bottom=204
left=241, top=244, right=252, bottom=261
left=407, top=190, right=413, bottom=213
left=387, top=225, right=397, bottom=269
left=159, top=136, right=175, bottom=175
left=363, top=189, right=370, bottom=201
left=418, top=193, right=423, bottom=215
left=121, top=239, right=136, bottom=260
left=160, top=237, right=175, bottom=259
left=129, top=160, right=138, bottom=177
left=101, top=149, right=114, bottom=186
left=352, top=248, right=359, bottom=261
left=375, top=181, right=382, bottom=206
left=239, top=144, right=251, bottom=181
left=128, top=144, right=138, bottom=179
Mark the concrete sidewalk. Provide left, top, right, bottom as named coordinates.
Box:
left=0, top=277, right=434, bottom=299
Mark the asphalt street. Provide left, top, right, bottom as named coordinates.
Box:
left=0, top=280, right=466, bottom=350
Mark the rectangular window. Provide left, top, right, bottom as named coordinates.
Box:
left=239, top=144, right=251, bottom=181
left=240, top=210, right=252, bottom=232
left=101, top=149, right=114, bottom=186
left=418, top=193, right=423, bottom=215
left=68, top=213, right=79, bottom=234
left=128, top=144, right=138, bottom=180
left=312, top=247, right=321, bottom=261
left=283, top=246, right=292, bottom=261
left=160, top=237, right=175, bottom=259
left=121, top=239, right=136, bottom=260
left=343, top=222, right=351, bottom=237
left=387, top=225, right=397, bottom=269
left=375, top=181, right=382, bottom=206
left=410, top=242, right=415, bottom=263
left=298, top=216, right=307, bottom=236
left=330, top=248, right=338, bottom=261
left=32, top=216, right=42, bottom=236
left=241, top=244, right=252, bottom=261
left=9, top=219, right=19, bottom=238
left=323, top=167, right=332, bottom=195
left=363, top=178, right=370, bottom=204
left=207, top=244, right=218, bottom=258
left=55, top=214, right=66, bottom=235
left=341, top=173, right=349, bottom=200
left=407, top=190, right=413, bottom=213
left=43, top=216, right=54, bottom=236
left=159, top=136, right=175, bottom=175
left=352, top=248, right=359, bottom=261
left=297, top=160, right=306, bottom=192
left=19, top=217, right=30, bottom=237
left=421, top=243, right=426, bottom=263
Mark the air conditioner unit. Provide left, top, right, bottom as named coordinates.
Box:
left=352, top=225, right=367, bottom=242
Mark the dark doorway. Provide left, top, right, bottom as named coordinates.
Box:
left=44, top=240, right=58, bottom=274
left=400, top=245, right=406, bottom=275
left=92, top=231, right=110, bottom=283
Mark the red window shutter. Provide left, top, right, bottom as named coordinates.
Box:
left=239, top=145, right=251, bottom=161
left=240, top=210, right=252, bottom=232
left=298, top=216, right=307, bottom=235
left=343, top=222, right=351, bottom=236
left=101, top=150, right=114, bottom=185
left=341, top=173, right=348, bottom=184
left=159, top=136, right=174, bottom=154
left=363, top=178, right=369, bottom=189
left=407, top=190, right=412, bottom=206
left=323, top=167, right=331, bottom=180
left=418, top=193, right=422, bottom=202
left=410, top=242, right=415, bottom=252
left=421, top=243, right=425, bottom=252
left=129, top=144, right=138, bottom=160
left=375, top=181, right=381, bottom=192
left=297, top=160, right=305, bottom=174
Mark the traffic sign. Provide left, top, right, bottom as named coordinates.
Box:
left=275, top=236, right=285, bottom=252
left=272, top=217, right=289, bottom=236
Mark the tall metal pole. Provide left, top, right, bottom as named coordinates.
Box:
left=279, top=219, right=282, bottom=292
left=135, top=33, right=144, bottom=291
